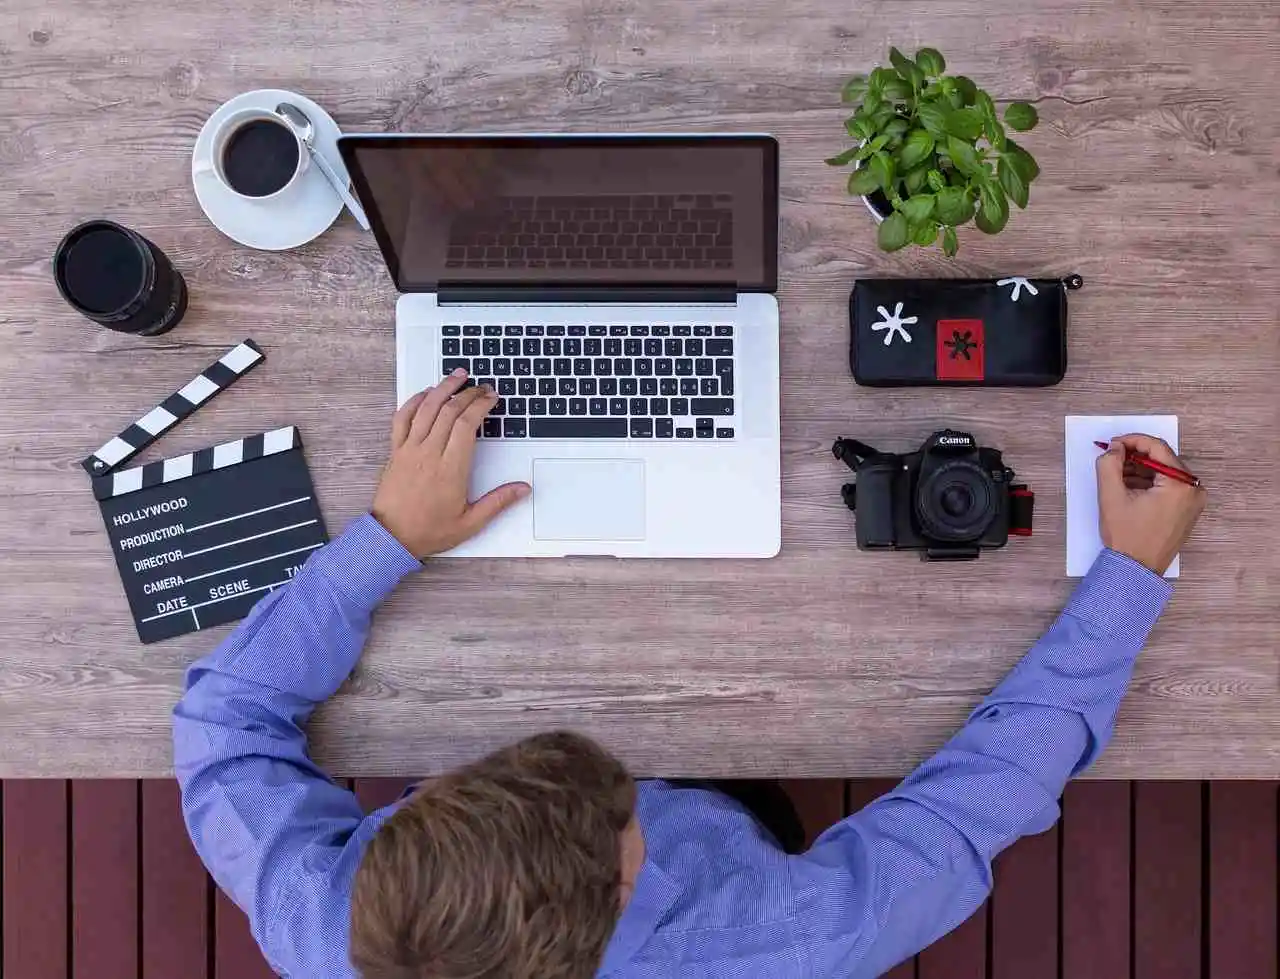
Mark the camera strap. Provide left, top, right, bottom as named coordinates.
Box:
left=1009, top=484, right=1034, bottom=536
left=831, top=438, right=881, bottom=472
left=832, top=439, right=881, bottom=511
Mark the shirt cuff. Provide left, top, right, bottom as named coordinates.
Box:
left=1064, top=547, right=1174, bottom=650
left=308, top=513, right=422, bottom=609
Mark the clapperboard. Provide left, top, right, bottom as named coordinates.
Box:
left=85, top=341, right=329, bottom=643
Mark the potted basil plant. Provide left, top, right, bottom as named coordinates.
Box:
left=827, top=47, right=1041, bottom=256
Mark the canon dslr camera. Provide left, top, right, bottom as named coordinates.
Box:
left=832, top=430, right=1034, bottom=561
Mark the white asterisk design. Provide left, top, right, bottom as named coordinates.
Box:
left=997, top=277, right=1039, bottom=302
left=870, top=302, right=917, bottom=346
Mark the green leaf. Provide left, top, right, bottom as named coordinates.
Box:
left=888, top=47, right=926, bottom=88
left=877, top=211, right=911, bottom=252
left=882, top=117, right=911, bottom=140
left=881, top=78, right=913, bottom=102
left=869, top=150, right=897, bottom=194
left=917, top=101, right=949, bottom=137
left=952, top=76, right=978, bottom=106
left=868, top=66, right=897, bottom=95
left=824, top=146, right=860, bottom=166
left=841, top=74, right=869, bottom=103
left=846, top=116, right=874, bottom=141
left=903, top=164, right=931, bottom=195
left=974, top=90, right=998, bottom=124
left=867, top=133, right=892, bottom=153
left=889, top=47, right=914, bottom=77
left=862, top=91, right=885, bottom=115
left=848, top=166, right=880, bottom=196
left=1004, top=140, right=1041, bottom=182
left=899, top=129, right=935, bottom=170
left=944, top=107, right=985, bottom=141
left=926, top=168, right=947, bottom=193
left=942, top=225, right=959, bottom=257
left=976, top=181, right=1010, bottom=234
left=870, top=106, right=897, bottom=132
left=997, top=158, right=1029, bottom=208
left=983, top=115, right=1008, bottom=151
left=900, top=193, right=936, bottom=224
left=1004, top=101, right=1039, bottom=132
left=945, top=135, right=981, bottom=176
left=915, top=47, right=946, bottom=77
left=913, top=220, right=940, bottom=246
left=935, top=186, right=975, bottom=225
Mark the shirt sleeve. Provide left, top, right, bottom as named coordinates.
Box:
left=172, top=513, right=421, bottom=971
left=790, top=549, right=1173, bottom=978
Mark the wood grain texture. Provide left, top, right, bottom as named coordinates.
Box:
left=0, top=0, right=1277, bottom=777
left=2, top=780, right=69, bottom=979
left=991, top=823, right=1059, bottom=979
left=1061, top=780, right=1131, bottom=979
left=214, top=887, right=276, bottom=979
left=141, top=779, right=209, bottom=979
left=354, top=776, right=418, bottom=814
left=779, top=778, right=845, bottom=847
left=1134, top=780, right=1202, bottom=979
left=71, top=780, right=139, bottom=979
left=916, top=902, right=985, bottom=979
left=1207, top=781, right=1277, bottom=979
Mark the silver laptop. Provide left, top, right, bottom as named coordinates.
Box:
left=338, top=134, right=781, bottom=558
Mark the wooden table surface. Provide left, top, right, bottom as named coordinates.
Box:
left=0, top=0, right=1276, bottom=779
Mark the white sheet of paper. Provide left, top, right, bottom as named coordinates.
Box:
left=1065, top=415, right=1180, bottom=578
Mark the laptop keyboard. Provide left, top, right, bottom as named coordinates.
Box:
left=444, top=195, right=735, bottom=271
left=440, top=323, right=736, bottom=440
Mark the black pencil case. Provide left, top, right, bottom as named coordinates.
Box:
left=850, top=275, right=1082, bottom=387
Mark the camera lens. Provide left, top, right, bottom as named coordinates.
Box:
left=941, top=485, right=973, bottom=518
left=915, top=460, right=997, bottom=542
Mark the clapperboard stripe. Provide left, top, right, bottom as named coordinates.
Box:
left=81, top=339, right=265, bottom=475
left=92, top=427, right=300, bottom=500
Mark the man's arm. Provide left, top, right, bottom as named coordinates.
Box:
left=172, top=371, right=529, bottom=971
left=792, top=434, right=1206, bottom=977
left=172, top=515, right=420, bottom=963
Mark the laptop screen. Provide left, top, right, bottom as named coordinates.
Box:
left=339, top=135, right=778, bottom=293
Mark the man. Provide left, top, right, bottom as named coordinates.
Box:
left=174, top=369, right=1206, bottom=979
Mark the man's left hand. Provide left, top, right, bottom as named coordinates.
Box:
left=372, top=370, right=531, bottom=558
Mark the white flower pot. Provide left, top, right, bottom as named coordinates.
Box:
left=853, top=150, right=893, bottom=224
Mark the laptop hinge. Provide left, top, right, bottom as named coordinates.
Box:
left=437, top=285, right=738, bottom=306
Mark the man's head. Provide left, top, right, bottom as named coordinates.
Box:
left=350, top=731, right=643, bottom=979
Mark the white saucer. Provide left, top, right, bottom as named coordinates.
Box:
left=192, top=89, right=350, bottom=251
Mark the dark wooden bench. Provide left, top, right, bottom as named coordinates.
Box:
left=2, top=779, right=1276, bottom=978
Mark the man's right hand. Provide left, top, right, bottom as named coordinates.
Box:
left=1097, top=433, right=1207, bottom=575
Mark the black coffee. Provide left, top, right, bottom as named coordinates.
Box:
left=62, top=226, right=145, bottom=314
left=222, top=119, right=300, bottom=197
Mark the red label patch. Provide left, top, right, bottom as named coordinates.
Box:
left=936, top=319, right=985, bottom=381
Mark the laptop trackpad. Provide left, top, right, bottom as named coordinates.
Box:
left=532, top=459, right=646, bottom=541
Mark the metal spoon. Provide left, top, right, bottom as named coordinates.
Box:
left=275, top=102, right=370, bottom=231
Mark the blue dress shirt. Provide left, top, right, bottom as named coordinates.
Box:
left=174, top=514, right=1172, bottom=978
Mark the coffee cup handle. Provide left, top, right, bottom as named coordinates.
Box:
left=193, top=159, right=217, bottom=178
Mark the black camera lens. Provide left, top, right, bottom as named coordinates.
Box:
left=915, top=460, right=997, bottom=542
left=941, top=485, right=973, bottom=518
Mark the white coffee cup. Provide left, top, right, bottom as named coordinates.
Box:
left=194, top=108, right=309, bottom=201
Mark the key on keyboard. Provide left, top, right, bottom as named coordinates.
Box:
left=442, top=324, right=736, bottom=440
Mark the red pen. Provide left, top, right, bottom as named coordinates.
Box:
left=1093, top=441, right=1201, bottom=488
